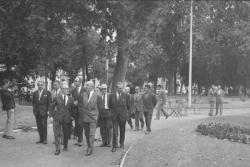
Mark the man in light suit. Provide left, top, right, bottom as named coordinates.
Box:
left=98, top=84, right=113, bottom=147
left=142, top=85, right=157, bottom=134
left=71, top=77, right=85, bottom=146
left=32, top=80, right=52, bottom=144
left=49, top=83, right=74, bottom=155
left=78, top=81, right=102, bottom=156
left=109, top=82, right=130, bottom=152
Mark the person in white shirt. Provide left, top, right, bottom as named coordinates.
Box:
left=98, top=84, right=113, bottom=147
left=49, top=83, right=74, bottom=155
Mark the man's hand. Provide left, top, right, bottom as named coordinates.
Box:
left=73, top=100, right=78, bottom=105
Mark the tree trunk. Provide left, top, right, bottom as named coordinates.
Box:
left=85, top=64, right=90, bottom=81
left=111, top=28, right=128, bottom=92
left=167, top=70, right=175, bottom=96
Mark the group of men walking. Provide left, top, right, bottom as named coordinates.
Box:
left=30, top=79, right=158, bottom=156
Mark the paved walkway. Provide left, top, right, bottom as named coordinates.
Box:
left=0, top=106, right=249, bottom=167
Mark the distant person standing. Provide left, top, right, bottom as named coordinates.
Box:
left=208, top=85, right=216, bottom=116
left=155, top=86, right=169, bottom=120
left=0, top=79, right=16, bottom=139
left=32, top=80, right=52, bottom=144
left=133, top=86, right=144, bottom=131
left=142, top=85, right=157, bottom=134
left=215, top=85, right=225, bottom=116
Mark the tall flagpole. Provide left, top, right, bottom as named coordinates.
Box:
left=188, top=0, right=193, bottom=107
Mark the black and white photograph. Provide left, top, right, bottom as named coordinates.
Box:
left=0, top=0, right=250, bottom=167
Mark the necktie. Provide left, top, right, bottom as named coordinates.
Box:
left=63, top=95, right=66, bottom=106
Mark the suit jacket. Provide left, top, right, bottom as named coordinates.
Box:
left=71, top=87, right=85, bottom=116
left=78, top=91, right=102, bottom=123
left=109, top=92, right=130, bottom=122
left=142, top=92, right=157, bottom=112
left=51, top=89, right=62, bottom=100
left=49, top=95, right=74, bottom=123
left=0, top=89, right=15, bottom=111
left=99, top=93, right=111, bottom=118
left=32, top=89, right=52, bottom=116
left=133, top=92, right=143, bottom=112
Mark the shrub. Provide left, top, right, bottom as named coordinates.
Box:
left=196, top=122, right=250, bottom=144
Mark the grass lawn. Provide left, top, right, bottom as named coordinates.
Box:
left=0, top=104, right=35, bottom=131
left=124, top=114, right=250, bottom=167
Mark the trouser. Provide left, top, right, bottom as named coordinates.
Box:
left=83, top=122, right=97, bottom=150
left=112, top=117, right=126, bottom=148
left=53, top=119, right=64, bottom=143
left=74, top=115, right=83, bottom=143
left=127, top=117, right=133, bottom=128
left=35, top=114, right=48, bottom=141
left=155, top=104, right=168, bottom=120
left=215, top=101, right=223, bottom=116
left=144, top=111, right=153, bottom=132
left=208, top=101, right=215, bottom=116
left=135, top=110, right=144, bottom=130
left=54, top=120, right=71, bottom=151
left=4, top=109, right=15, bottom=136
left=99, top=117, right=113, bottom=145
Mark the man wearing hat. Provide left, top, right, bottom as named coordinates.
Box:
left=32, top=80, right=52, bottom=144
left=98, top=84, right=113, bottom=147
left=78, top=80, right=102, bottom=156
left=49, top=82, right=74, bottom=155
left=71, top=77, right=85, bottom=146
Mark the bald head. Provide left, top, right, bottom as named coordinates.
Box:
left=85, top=80, right=94, bottom=92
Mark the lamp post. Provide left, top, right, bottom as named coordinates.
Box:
left=188, top=0, right=193, bottom=107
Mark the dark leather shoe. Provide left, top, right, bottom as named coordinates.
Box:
left=99, top=143, right=107, bottom=147
left=5, top=135, right=15, bottom=139
left=63, top=147, right=68, bottom=151
left=43, top=140, right=47, bottom=144
left=85, top=148, right=92, bottom=156
left=54, top=150, right=60, bottom=155
left=120, top=144, right=124, bottom=149
left=111, top=147, right=117, bottom=152
left=36, top=140, right=43, bottom=144
left=2, top=134, right=7, bottom=138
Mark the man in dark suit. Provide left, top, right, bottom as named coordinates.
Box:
left=142, top=85, right=157, bottom=134
left=49, top=82, right=74, bottom=155
left=0, top=79, right=16, bottom=139
left=32, top=80, right=52, bottom=144
left=51, top=80, right=63, bottom=144
left=98, top=84, right=113, bottom=147
left=124, top=86, right=134, bottom=129
left=109, top=82, right=130, bottom=152
left=78, top=81, right=102, bottom=156
left=71, top=77, right=85, bottom=146
left=133, top=86, right=144, bottom=131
